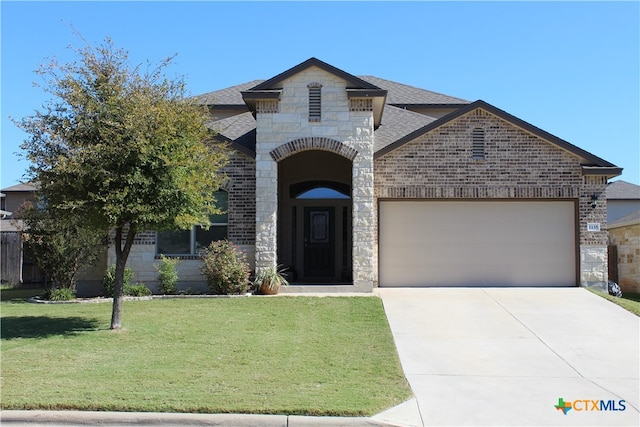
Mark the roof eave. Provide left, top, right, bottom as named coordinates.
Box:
left=208, top=105, right=250, bottom=111
left=347, top=89, right=388, bottom=128
left=240, top=90, right=282, bottom=114
left=390, top=103, right=470, bottom=109
left=212, top=134, right=256, bottom=158
left=581, top=166, right=623, bottom=178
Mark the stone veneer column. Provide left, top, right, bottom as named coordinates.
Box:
left=349, top=118, right=375, bottom=289
left=579, top=176, right=609, bottom=287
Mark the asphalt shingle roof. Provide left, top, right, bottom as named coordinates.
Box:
left=195, top=71, right=616, bottom=173
left=374, top=106, right=438, bottom=152
left=199, top=74, right=467, bottom=155
left=0, top=183, right=37, bottom=192
left=191, top=80, right=264, bottom=106
left=208, top=112, right=256, bottom=155
left=360, top=76, right=469, bottom=105
left=609, top=209, right=640, bottom=227
left=192, top=76, right=468, bottom=108
left=606, top=180, right=640, bottom=200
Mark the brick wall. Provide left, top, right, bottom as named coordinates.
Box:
left=223, top=151, right=256, bottom=246
left=374, top=107, right=609, bottom=286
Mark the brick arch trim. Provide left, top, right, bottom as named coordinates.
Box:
left=269, top=137, right=358, bottom=162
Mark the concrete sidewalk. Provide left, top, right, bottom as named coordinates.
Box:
left=377, top=287, right=640, bottom=426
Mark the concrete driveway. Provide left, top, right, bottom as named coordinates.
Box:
left=375, top=288, right=639, bottom=426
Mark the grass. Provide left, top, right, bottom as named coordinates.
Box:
left=589, top=289, right=640, bottom=316
left=0, top=286, right=46, bottom=301
left=0, top=292, right=412, bottom=416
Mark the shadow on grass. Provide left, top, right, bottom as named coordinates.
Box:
left=0, top=288, right=46, bottom=302
left=1, top=316, right=102, bottom=340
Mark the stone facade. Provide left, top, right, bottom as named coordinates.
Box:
left=374, top=108, right=609, bottom=287
left=609, top=221, right=640, bottom=293
left=253, top=66, right=375, bottom=289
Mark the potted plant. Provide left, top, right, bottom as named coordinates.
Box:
left=255, top=264, right=289, bottom=295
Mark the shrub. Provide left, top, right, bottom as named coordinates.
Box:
left=200, top=240, right=250, bottom=295
left=157, top=256, right=179, bottom=295
left=19, top=203, right=106, bottom=291
left=102, top=265, right=134, bottom=298
left=47, top=287, right=75, bottom=301
left=124, top=283, right=152, bottom=297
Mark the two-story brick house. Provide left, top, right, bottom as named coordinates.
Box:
left=98, top=58, right=621, bottom=294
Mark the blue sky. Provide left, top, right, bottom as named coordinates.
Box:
left=1, top=1, right=638, bottom=187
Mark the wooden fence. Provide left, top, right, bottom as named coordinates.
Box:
left=1, top=231, right=22, bottom=285
left=0, top=231, right=45, bottom=285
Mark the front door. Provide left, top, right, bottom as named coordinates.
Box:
left=304, top=207, right=335, bottom=278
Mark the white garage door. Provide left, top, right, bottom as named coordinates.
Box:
left=379, top=201, right=576, bottom=287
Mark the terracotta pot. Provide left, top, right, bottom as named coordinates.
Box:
left=259, top=281, right=280, bottom=295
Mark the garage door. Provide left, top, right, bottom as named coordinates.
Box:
left=379, top=201, right=576, bottom=287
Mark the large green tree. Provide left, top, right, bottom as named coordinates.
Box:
left=16, top=38, right=227, bottom=329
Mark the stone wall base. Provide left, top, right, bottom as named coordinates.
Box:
left=580, top=245, right=608, bottom=287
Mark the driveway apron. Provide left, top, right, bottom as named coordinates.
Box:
left=377, top=288, right=639, bottom=426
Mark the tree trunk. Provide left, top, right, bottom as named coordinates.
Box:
left=110, top=224, right=137, bottom=330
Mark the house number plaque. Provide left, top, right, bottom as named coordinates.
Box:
left=587, top=223, right=601, bottom=232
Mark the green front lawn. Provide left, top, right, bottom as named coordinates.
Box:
left=589, top=289, right=640, bottom=316
left=0, top=295, right=411, bottom=416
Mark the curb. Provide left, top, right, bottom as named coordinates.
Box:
left=0, top=411, right=394, bottom=426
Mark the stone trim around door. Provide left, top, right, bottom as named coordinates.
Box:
left=256, top=137, right=375, bottom=291
left=269, top=137, right=359, bottom=162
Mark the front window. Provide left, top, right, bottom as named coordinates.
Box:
left=157, top=191, right=228, bottom=255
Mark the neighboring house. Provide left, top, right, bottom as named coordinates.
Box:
left=606, top=180, right=640, bottom=223
left=0, top=183, right=43, bottom=285
left=608, top=209, right=640, bottom=294
left=93, top=58, right=620, bottom=293
left=0, top=193, right=11, bottom=219
left=0, top=183, right=37, bottom=218
left=605, top=180, right=640, bottom=293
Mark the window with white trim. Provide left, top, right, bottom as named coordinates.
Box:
left=156, top=191, right=228, bottom=255
left=308, top=83, right=321, bottom=122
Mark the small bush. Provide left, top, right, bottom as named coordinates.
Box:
left=47, top=287, right=75, bottom=301
left=200, top=240, right=250, bottom=295
left=102, top=265, right=135, bottom=298
left=124, top=283, right=152, bottom=297
left=157, top=256, right=179, bottom=295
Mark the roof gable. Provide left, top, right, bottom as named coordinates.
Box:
left=241, top=58, right=388, bottom=128
left=374, top=100, right=622, bottom=177
left=249, top=58, right=383, bottom=91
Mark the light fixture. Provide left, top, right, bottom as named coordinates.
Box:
left=591, top=194, right=599, bottom=209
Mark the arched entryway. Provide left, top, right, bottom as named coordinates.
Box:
left=278, top=151, right=353, bottom=283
